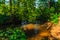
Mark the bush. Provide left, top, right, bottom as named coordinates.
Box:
left=0, top=28, right=26, bottom=40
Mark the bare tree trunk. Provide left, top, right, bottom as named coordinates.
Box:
left=48, top=0, right=51, bottom=8
left=10, top=0, right=12, bottom=14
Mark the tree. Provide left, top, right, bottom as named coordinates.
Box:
left=9, top=0, right=12, bottom=14
left=2, top=0, right=5, bottom=4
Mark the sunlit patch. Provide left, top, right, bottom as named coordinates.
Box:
left=22, top=24, right=35, bottom=30
left=50, top=17, right=60, bottom=39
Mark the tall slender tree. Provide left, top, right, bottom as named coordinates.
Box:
left=9, top=0, right=12, bottom=14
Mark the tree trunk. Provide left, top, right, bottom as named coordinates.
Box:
left=10, top=0, right=12, bottom=14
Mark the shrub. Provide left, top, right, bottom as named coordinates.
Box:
left=0, top=28, right=26, bottom=40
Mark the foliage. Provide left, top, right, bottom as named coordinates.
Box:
left=0, top=0, right=60, bottom=25
left=0, top=28, right=26, bottom=40
left=50, top=13, right=58, bottom=24
left=0, top=0, right=60, bottom=40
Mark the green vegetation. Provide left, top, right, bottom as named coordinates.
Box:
left=0, top=0, right=60, bottom=24
left=0, top=28, right=26, bottom=40
left=0, top=0, right=60, bottom=40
